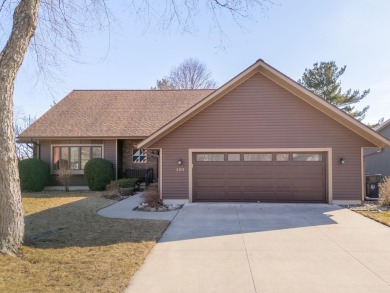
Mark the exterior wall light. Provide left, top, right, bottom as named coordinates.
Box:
left=177, top=159, right=183, bottom=165
left=339, top=157, right=346, bottom=165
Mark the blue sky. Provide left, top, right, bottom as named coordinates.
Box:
left=14, top=0, right=390, bottom=124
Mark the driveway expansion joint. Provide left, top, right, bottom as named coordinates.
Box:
left=235, top=205, right=258, bottom=293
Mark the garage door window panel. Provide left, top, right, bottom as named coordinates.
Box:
left=244, top=154, right=272, bottom=161
left=196, top=154, right=224, bottom=161
left=276, top=153, right=289, bottom=161
left=292, top=153, right=323, bottom=161
left=228, top=154, right=240, bottom=161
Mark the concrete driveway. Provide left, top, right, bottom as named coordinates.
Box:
left=125, top=203, right=390, bottom=293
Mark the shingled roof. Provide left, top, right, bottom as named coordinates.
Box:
left=20, top=90, right=213, bottom=139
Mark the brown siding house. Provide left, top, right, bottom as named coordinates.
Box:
left=19, top=60, right=390, bottom=204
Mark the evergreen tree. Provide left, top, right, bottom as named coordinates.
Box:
left=299, top=61, right=369, bottom=121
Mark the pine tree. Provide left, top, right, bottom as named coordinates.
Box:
left=299, top=61, right=370, bottom=121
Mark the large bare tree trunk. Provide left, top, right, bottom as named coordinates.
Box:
left=0, top=0, right=40, bottom=256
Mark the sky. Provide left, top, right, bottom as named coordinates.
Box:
left=13, top=0, right=390, bottom=125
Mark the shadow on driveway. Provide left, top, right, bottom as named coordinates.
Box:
left=159, top=203, right=340, bottom=242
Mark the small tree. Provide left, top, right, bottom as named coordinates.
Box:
left=57, top=160, right=71, bottom=192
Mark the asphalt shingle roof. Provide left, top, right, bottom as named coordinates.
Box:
left=20, top=90, right=213, bottom=138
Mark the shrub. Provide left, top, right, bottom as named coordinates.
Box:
left=379, top=176, right=390, bottom=206
left=84, top=158, right=114, bottom=191
left=113, top=178, right=139, bottom=188
left=141, top=190, right=162, bottom=208
left=106, top=178, right=139, bottom=197
left=19, top=158, right=49, bottom=192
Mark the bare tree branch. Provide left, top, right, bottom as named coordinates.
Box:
left=155, top=58, right=217, bottom=89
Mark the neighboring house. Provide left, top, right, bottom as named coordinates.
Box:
left=365, top=119, right=390, bottom=177
left=19, top=60, right=390, bottom=204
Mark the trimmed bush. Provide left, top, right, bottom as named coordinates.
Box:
left=84, top=158, right=114, bottom=191
left=107, top=178, right=139, bottom=189
left=19, top=158, right=50, bottom=192
left=105, top=178, right=139, bottom=197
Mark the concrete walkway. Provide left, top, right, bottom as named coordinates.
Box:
left=125, top=203, right=390, bottom=293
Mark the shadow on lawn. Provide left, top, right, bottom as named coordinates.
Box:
left=23, top=193, right=170, bottom=249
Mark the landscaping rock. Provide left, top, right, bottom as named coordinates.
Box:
left=133, top=202, right=183, bottom=212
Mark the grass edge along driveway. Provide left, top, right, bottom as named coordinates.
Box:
left=356, top=210, right=390, bottom=227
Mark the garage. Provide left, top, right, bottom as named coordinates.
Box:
left=193, top=152, right=326, bottom=203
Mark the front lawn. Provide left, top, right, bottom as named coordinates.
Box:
left=0, top=192, right=169, bottom=293
left=356, top=210, right=390, bottom=227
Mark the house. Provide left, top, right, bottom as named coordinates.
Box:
left=365, top=119, right=390, bottom=177
left=19, top=60, right=390, bottom=204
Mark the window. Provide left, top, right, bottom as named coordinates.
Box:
left=292, top=153, right=323, bottom=161
left=196, top=154, right=224, bottom=161
left=70, top=147, right=79, bottom=170
left=276, top=153, right=289, bottom=161
left=92, top=146, right=102, bottom=159
left=244, top=154, right=272, bottom=161
left=228, top=154, right=240, bottom=161
left=61, top=147, right=69, bottom=168
left=81, top=147, right=91, bottom=169
left=53, top=146, right=102, bottom=170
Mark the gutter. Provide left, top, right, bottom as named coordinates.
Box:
left=363, top=148, right=385, bottom=158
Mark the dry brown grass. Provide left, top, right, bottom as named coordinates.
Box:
left=357, top=211, right=390, bottom=227
left=0, top=191, right=169, bottom=293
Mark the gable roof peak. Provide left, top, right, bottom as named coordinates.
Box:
left=138, top=60, right=390, bottom=149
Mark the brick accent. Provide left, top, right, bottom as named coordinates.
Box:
left=122, top=140, right=158, bottom=179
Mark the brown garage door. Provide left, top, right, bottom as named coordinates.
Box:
left=193, top=152, right=326, bottom=203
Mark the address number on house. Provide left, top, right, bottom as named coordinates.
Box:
left=176, top=168, right=185, bottom=172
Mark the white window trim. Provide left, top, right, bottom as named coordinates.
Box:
left=188, top=148, right=333, bottom=204
left=50, top=144, right=104, bottom=175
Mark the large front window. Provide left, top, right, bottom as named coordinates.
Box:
left=53, top=146, right=102, bottom=170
